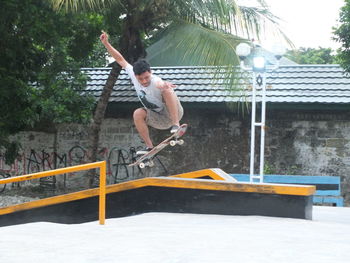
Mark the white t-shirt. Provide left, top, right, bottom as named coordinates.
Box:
left=125, top=63, right=164, bottom=112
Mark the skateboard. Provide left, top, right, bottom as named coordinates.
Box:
left=129, top=124, right=188, bottom=169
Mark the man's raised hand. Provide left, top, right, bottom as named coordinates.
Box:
left=100, top=31, right=108, bottom=45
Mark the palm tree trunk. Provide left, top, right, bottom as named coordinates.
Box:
left=87, top=62, right=121, bottom=186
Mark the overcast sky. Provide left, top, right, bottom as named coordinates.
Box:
left=260, top=0, right=344, bottom=50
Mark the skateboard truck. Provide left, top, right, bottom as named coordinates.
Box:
left=169, top=138, right=184, bottom=147
left=138, top=159, right=154, bottom=169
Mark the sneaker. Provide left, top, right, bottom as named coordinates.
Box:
left=170, top=125, right=180, bottom=134
left=136, top=147, right=153, bottom=156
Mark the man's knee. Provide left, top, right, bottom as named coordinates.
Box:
left=133, top=108, right=147, bottom=121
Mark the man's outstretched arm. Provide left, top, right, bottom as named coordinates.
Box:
left=100, top=31, right=128, bottom=68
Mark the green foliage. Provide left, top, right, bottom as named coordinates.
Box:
left=263, top=161, right=276, bottom=175
left=285, top=47, right=338, bottom=64
left=53, top=0, right=285, bottom=67
left=0, top=0, right=103, bottom=163
left=285, top=165, right=299, bottom=176
left=35, top=66, right=95, bottom=124
left=264, top=161, right=299, bottom=175
left=333, top=0, right=350, bottom=73
left=80, top=41, right=110, bottom=67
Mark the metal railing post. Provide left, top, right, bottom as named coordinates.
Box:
left=99, top=161, right=106, bottom=225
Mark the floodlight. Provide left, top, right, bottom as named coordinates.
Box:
left=236, top=43, right=251, bottom=59
left=253, top=56, right=266, bottom=72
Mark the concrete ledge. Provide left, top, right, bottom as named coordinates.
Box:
left=0, top=169, right=316, bottom=226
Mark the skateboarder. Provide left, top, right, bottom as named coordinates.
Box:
left=100, top=31, right=184, bottom=156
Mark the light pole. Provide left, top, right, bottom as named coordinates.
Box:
left=236, top=42, right=285, bottom=183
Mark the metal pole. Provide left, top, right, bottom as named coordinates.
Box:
left=236, top=43, right=283, bottom=184
left=99, top=161, right=106, bottom=225
left=259, top=73, right=267, bottom=183
left=249, top=72, right=257, bottom=182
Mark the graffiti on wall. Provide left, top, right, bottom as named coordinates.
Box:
left=0, top=145, right=167, bottom=193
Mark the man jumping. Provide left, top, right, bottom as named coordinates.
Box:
left=100, top=31, right=184, bottom=155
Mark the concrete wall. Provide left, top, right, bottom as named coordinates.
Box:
left=1, top=105, right=350, bottom=205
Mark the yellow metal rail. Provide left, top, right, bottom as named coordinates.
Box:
left=0, top=161, right=106, bottom=225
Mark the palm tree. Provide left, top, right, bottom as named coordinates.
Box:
left=50, top=0, right=285, bottom=186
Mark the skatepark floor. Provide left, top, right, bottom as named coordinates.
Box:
left=1, top=206, right=349, bottom=263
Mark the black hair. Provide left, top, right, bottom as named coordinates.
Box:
left=133, top=59, right=151, bottom=75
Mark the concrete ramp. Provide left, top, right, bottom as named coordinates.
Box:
left=0, top=169, right=315, bottom=226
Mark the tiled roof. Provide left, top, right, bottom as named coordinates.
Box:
left=82, top=64, right=350, bottom=104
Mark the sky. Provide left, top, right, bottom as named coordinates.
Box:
left=1, top=206, right=350, bottom=262
left=253, top=0, right=345, bottom=50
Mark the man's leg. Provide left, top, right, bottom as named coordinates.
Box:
left=133, top=108, right=153, bottom=148
left=162, top=88, right=180, bottom=126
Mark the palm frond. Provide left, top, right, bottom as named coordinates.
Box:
left=170, top=1, right=289, bottom=47
left=232, top=4, right=293, bottom=47
left=149, top=20, right=250, bottom=94
left=153, top=21, right=243, bottom=65
left=50, top=0, right=115, bottom=12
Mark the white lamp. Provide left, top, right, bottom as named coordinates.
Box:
left=253, top=56, right=266, bottom=72
left=236, top=43, right=251, bottom=59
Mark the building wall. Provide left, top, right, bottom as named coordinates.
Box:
left=2, top=106, right=350, bottom=205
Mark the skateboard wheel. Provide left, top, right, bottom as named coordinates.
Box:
left=170, top=140, right=176, bottom=146
left=178, top=139, right=184, bottom=145
left=139, top=162, right=145, bottom=169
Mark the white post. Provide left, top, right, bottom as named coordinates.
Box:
left=258, top=73, right=267, bottom=183
left=236, top=42, right=284, bottom=184
left=250, top=72, right=266, bottom=183
left=249, top=72, right=257, bottom=180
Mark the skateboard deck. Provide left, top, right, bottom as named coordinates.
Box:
left=129, top=124, right=188, bottom=168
